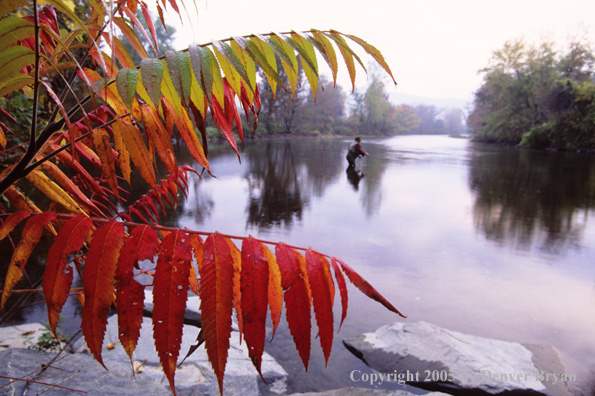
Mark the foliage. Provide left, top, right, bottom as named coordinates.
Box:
left=468, top=39, right=595, bottom=149
left=0, top=1, right=403, bottom=395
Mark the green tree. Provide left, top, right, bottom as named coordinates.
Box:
left=469, top=38, right=595, bottom=149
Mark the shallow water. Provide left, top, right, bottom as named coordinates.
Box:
left=172, top=135, right=595, bottom=394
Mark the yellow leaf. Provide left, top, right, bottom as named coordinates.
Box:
left=25, top=169, right=87, bottom=215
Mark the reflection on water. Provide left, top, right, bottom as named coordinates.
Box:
left=173, top=135, right=595, bottom=394
left=469, top=144, right=595, bottom=253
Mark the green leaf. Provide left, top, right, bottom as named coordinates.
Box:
left=0, top=18, right=34, bottom=50
left=0, top=46, right=35, bottom=82
left=116, top=68, right=139, bottom=110
left=234, top=36, right=285, bottom=98
left=213, top=41, right=247, bottom=97
left=140, top=58, right=164, bottom=109
left=0, top=74, right=34, bottom=97
left=164, top=50, right=192, bottom=107
left=343, top=31, right=397, bottom=85
left=0, top=0, right=29, bottom=18
left=230, top=40, right=256, bottom=102
left=190, top=46, right=224, bottom=107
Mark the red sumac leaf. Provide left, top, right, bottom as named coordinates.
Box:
left=199, top=233, right=236, bottom=394
left=240, top=237, right=269, bottom=378
left=276, top=243, right=311, bottom=370
left=116, top=225, right=159, bottom=358
left=43, top=215, right=93, bottom=335
left=0, top=210, right=31, bottom=241
left=334, top=257, right=406, bottom=318
left=1, top=212, right=57, bottom=311
left=82, top=219, right=127, bottom=369
left=152, top=229, right=192, bottom=395
left=305, top=248, right=334, bottom=366
left=330, top=258, right=348, bottom=331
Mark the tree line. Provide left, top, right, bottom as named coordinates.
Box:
left=468, top=39, right=595, bottom=150
left=252, top=65, right=466, bottom=137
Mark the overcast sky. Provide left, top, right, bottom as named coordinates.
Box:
left=165, top=0, right=595, bottom=103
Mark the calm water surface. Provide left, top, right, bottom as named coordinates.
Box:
left=170, top=135, right=595, bottom=394
left=6, top=135, right=594, bottom=394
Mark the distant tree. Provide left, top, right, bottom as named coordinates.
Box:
left=256, top=65, right=306, bottom=134
left=298, top=76, right=348, bottom=135
left=443, top=108, right=466, bottom=135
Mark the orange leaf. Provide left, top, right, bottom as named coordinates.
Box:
left=116, top=225, right=159, bottom=358
left=111, top=121, right=132, bottom=185
left=334, top=257, right=406, bottom=318
left=199, top=233, right=236, bottom=394
left=152, top=230, right=192, bottom=395
left=240, top=237, right=269, bottom=378
left=226, top=236, right=243, bottom=341
left=1, top=212, right=57, bottom=311
left=276, top=243, right=311, bottom=370
left=160, top=96, right=210, bottom=172
left=330, top=258, right=348, bottom=331
left=92, top=128, right=119, bottom=199
left=262, top=244, right=282, bottom=340
left=140, top=104, right=178, bottom=178
left=305, top=248, right=334, bottom=366
left=114, top=119, right=157, bottom=188
left=43, top=215, right=93, bottom=335
left=81, top=219, right=127, bottom=369
left=0, top=210, right=31, bottom=241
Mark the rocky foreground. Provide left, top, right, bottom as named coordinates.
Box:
left=0, top=311, right=584, bottom=395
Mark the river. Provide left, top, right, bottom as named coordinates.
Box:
left=168, top=135, right=595, bottom=394
left=4, top=134, right=595, bottom=394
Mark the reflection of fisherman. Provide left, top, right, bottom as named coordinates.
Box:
left=346, top=136, right=368, bottom=168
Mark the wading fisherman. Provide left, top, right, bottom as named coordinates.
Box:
left=346, top=136, right=368, bottom=168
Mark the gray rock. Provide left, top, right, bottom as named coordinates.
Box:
left=0, top=348, right=168, bottom=396
left=1, top=314, right=287, bottom=395
left=73, top=315, right=287, bottom=395
left=343, top=321, right=575, bottom=396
